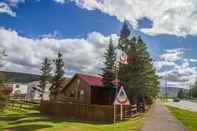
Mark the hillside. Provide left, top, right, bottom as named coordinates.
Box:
left=0, top=71, right=40, bottom=83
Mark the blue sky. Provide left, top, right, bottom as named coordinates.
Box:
left=0, top=0, right=197, bottom=88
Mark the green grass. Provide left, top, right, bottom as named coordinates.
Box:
left=167, top=106, right=197, bottom=131
left=0, top=108, right=145, bottom=131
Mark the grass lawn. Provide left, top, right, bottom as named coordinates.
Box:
left=0, top=108, right=145, bottom=131
left=167, top=106, right=197, bottom=131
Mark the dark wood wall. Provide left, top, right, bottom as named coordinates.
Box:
left=91, top=87, right=115, bottom=105
left=59, top=76, right=116, bottom=105
left=60, top=76, right=91, bottom=104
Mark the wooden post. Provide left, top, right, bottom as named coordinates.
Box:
left=120, top=104, right=123, bottom=120
left=114, top=104, right=116, bottom=123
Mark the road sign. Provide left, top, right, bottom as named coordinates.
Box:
left=114, top=86, right=130, bottom=105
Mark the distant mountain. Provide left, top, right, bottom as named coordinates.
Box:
left=160, top=86, right=188, bottom=98
left=0, top=71, right=40, bottom=83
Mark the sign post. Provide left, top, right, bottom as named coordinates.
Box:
left=113, top=86, right=130, bottom=121
left=113, top=49, right=129, bottom=123
left=120, top=104, right=123, bottom=120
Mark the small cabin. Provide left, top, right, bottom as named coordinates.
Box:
left=58, top=73, right=116, bottom=105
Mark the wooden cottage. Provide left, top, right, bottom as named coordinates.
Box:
left=58, top=73, right=116, bottom=105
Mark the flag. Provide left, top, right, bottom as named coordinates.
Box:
left=119, top=51, right=128, bottom=64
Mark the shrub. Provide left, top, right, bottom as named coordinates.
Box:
left=0, top=91, right=8, bottom=111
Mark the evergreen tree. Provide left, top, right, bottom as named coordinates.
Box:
left=0, top=49, right=6, bottom=68
left=118, top=21, right=132, bottom=93
left=118, top=21, right=130, bottom=51
left=119, top=38, right=139, bottom=103
left=50, top=52, right=65, bottom=99
left=177, top=89, right=185, bottom=99
left=102, top=38, right=116, bottom=87
left=191, top=82, right=197, bottom=98
left=0, top=50, right=7, bottom=110
left=118, top=22, right=159, bottom=104
left=135, top=37, right=159, bottom=103
left=40, top=57, right=52, bottom=100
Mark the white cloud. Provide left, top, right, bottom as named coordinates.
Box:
left=189, top=58, right=197, bottom=63
left=0, top=2, right=16, bottom=17
left=53, top=0, right=65, bottom=4
left=155, top=48, right=197, bottom=88
left=0, top=28, right=118, bottom=75
left=71, top=0, right=197, bottom=37
left=6, top=0, right=25, bottom=6
left=160, top=48, right=185, bottom=62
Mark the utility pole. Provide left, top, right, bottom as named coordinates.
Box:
left=165, top=76, right=168, bottom=102
left=189, top=84, right=192, bottom=99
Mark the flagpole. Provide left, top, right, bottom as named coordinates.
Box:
left=114, top=49, right=128, bottom=123
left=114, top=55, right=119, bottom=123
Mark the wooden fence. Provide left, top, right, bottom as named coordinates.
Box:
left=8, top=99, right=40, bottom=112
left=40, top=101, right=139, bottom=123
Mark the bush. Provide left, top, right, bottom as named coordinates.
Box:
left=0, top=73, right=8, bottom=111
left=145, top=96, right=153, bottom=105
left=0, top=91, right=8, bottom=111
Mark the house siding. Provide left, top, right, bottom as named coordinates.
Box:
left=58, top=74, right=116, bottom=105
left=61, top=76, right=91, bottom=104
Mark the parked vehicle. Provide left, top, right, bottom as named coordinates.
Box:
left=173, top=98, right=180, bottom=102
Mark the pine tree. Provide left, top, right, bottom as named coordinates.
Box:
left=0, top=73, right=7, bottom=110
left=119, top=38, right=139, bottom=103
left=0, top=50, right=7, bottom=110
left=135, top=37, right=159, bottom=103
left=40, top=57, right=52, bottom=100
left=50, top=52, right=65, bottom=99
left=191, top=82, right=197, bottom=98
left=118, top=21, right=132, bottom=89
left=118, top=21, right=130, bottom=51
left=177, top=89, right=184, bottom=99
left=0, top=49, right=7, bottom=67
left=118, top=23, right=159, bottom=104
left=102, top=38, right=116, bottom=87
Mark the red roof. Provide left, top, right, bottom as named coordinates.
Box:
left=77, top=74, right=104, bottom=87
left=1, top=84, right=13, bottom=94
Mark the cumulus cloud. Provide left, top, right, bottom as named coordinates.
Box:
left=6, top=0, right=25, bottom=6
left=53, top=0, right=65, bottom=4
left=189, top=58, right=197, bottom=63
left=160, top=48, right=185, bottom=62
left=155, top=48, right=197, bottom=88
left=0, top=28, right=118, bottom=76
left=0, top=2, right=16, bottom=17
left=70, top=0, right=197, bottom=37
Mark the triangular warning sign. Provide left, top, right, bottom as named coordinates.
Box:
left=113, top=86, right=130, bottom=105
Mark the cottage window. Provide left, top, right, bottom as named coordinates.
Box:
left=80, top=90, right=84, bottom=95
left=77, top=79, right=80, bottom=85
left=76, top=79, right=80, bottom=99
left=70, top=90, right=75, bottom=97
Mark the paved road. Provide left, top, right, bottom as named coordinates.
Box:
left=166, top=100, right=197, bottom=112
left=140, top=101, right=187, bottom=131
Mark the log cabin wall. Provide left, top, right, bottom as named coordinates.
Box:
left=61, top=76, right=91, bottom=104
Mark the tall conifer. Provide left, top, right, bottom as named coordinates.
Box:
left=118, top=21, right=130, bottom=51
left=50, top=52, right=65, bottom=99
left=40, top=57, right=52, bottom=100
left=102, top=38, right=116, bottom=88
left=118, top=22, right=159, bottom=104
